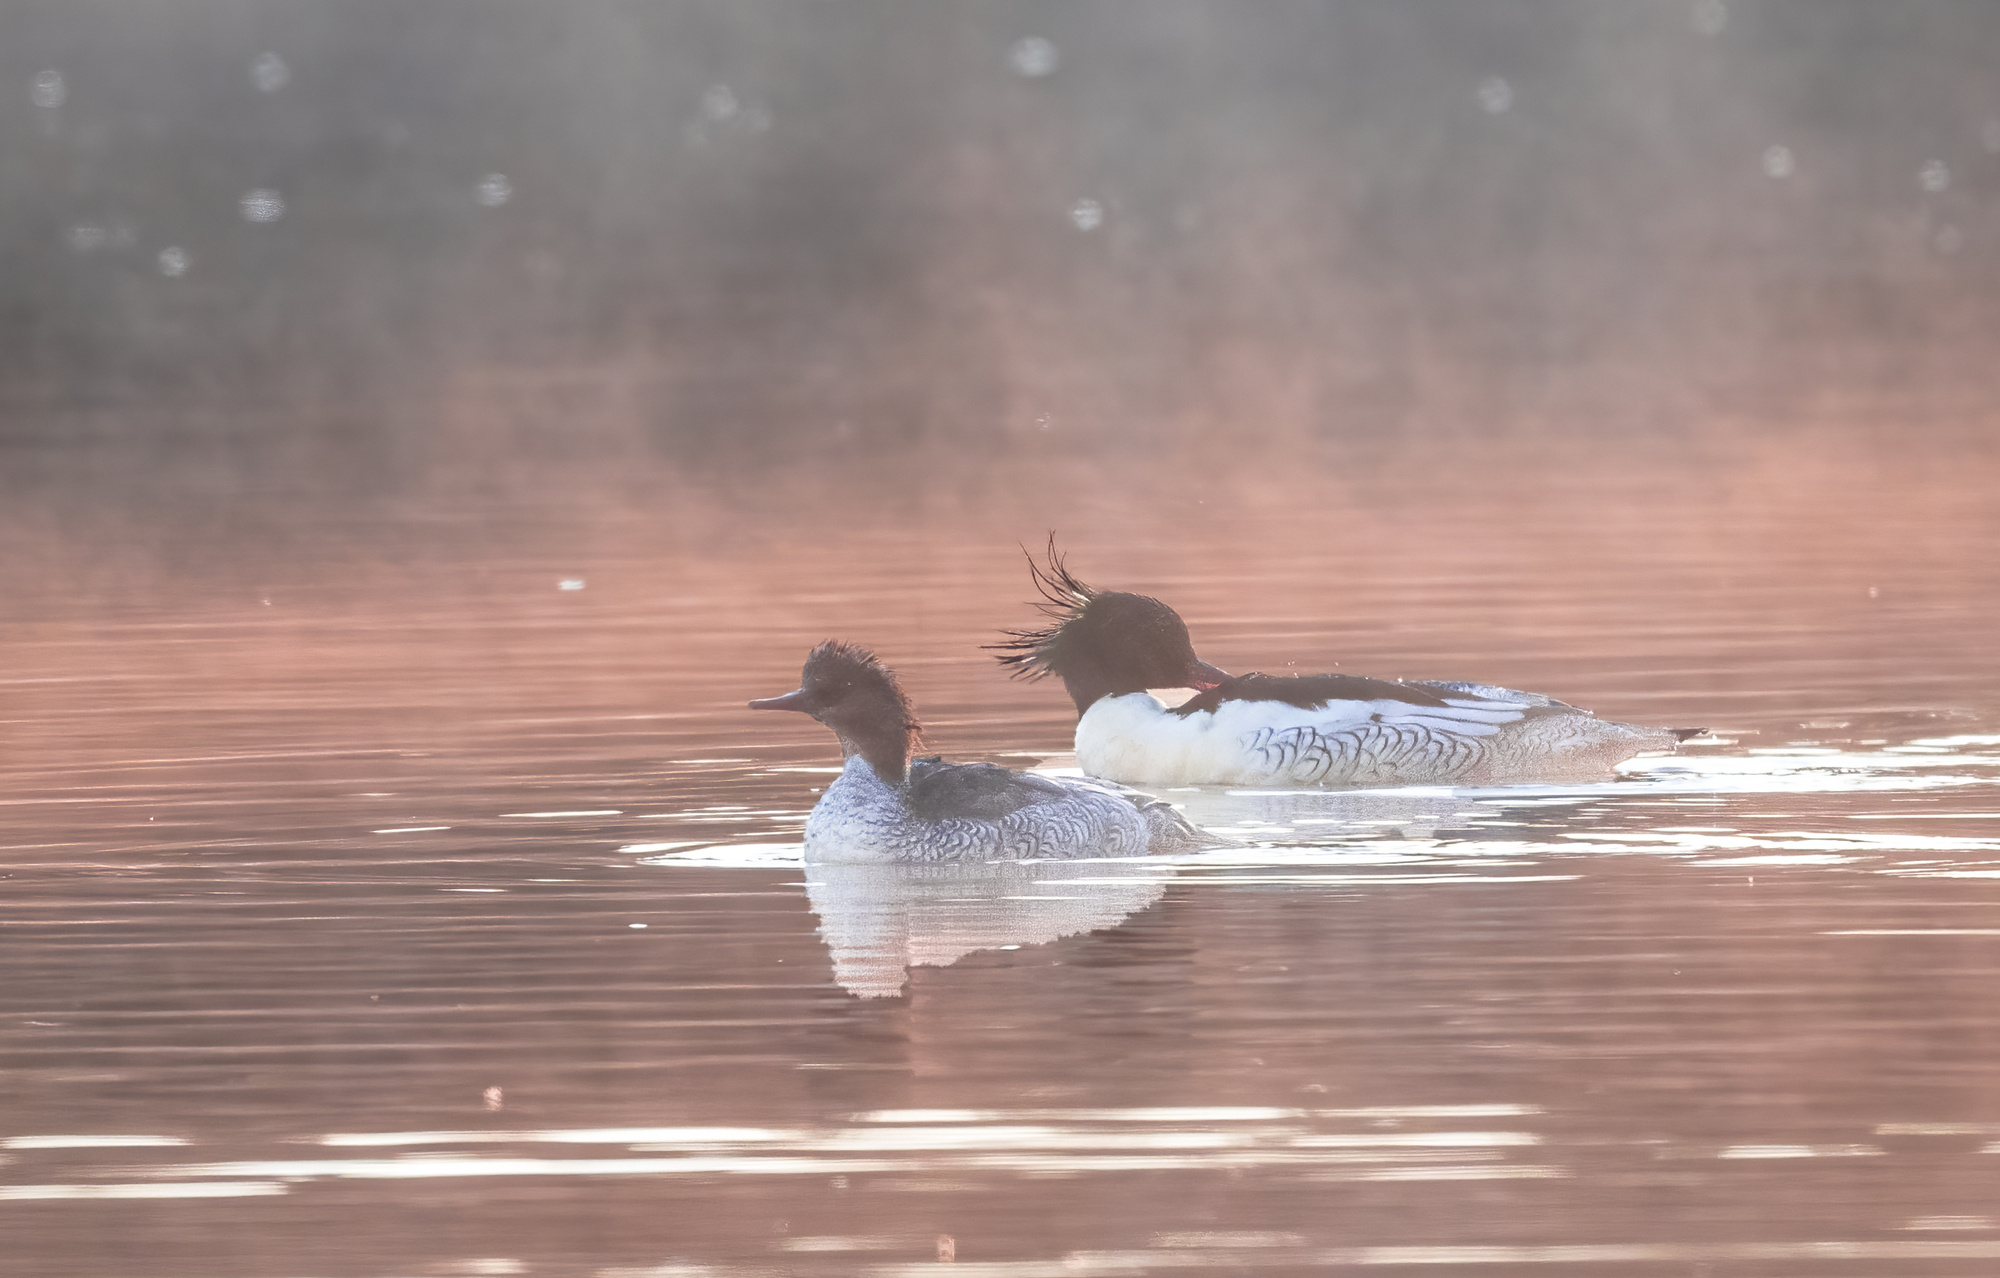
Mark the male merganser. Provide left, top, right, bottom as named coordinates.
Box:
left=750, top=640, right=1200, bottom=863
left=991, top=548, right=1702, bottom=788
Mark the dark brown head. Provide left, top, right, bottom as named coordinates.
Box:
left=987, top=540, right=1229, bottom=715
left=749, top=640, right=921, bottom=784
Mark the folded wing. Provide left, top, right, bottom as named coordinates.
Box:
left=905, top=757, right=1075, bottom=823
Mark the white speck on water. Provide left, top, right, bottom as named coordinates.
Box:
left=31, top=69, right=66, bottom=109
left=1762, top=145, right=1795, bottom=178
left=483, top=1086, right=504, bottom=1111
left=157, top=246, right=189, bottom=277
left=1933, top=224, right=1963, bottom=255
left=65, top=223, right=135, bottom=253
left=701, top=84, right=740, bottom=123
left=1010, top=36, right=1058, bottom=78
left=250, top=52, right=290, bottom=93
left=686, top=85, right=770, bottom=143
left=240, top=189, right=285, bottom=223
left=1069, top=197, right=1104, bottom=231
left=629, top=923, right=648, bottom=929
left=1036, top=412, right=1054, bottom=431
left=1919, top=160, right=1950, bottom=193
left=501, top=809, right=621, bottom=818
left=476, top=173, right=512, bottom=207
left=1904, top=1215, right=1997, bottom=1232
left=1692, top=0, right=1728, bottom=36
left=1477, top=76, right=1514, bottom=115
left=558, top=578, right=585, bottom=591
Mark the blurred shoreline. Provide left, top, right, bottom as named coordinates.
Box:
left=5, top=1, right=1998, bottom=611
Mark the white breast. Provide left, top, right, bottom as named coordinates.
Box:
left=802, top=758, right=910, bottom=863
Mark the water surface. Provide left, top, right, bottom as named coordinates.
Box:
left=5, top=441, right=2000, bottom=1275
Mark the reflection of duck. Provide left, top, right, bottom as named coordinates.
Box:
left=750, top=640, right=1201, bottom=863
left=992, top=546, right=1702, bottom=788
left=806, top=859, right=1172, bottom=997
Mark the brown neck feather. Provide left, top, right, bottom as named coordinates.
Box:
left=836, top=723, right=911, bottom=785
left=829, top=700, right=915, bottom=785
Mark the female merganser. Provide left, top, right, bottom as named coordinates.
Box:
left=750, top=640, right=1200, bottom=863
left=991, top=549, right=1702, bottom=788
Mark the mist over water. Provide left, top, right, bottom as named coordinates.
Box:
left=8, top=6, right=2000, bottom=1277
left=7, top=1, right=2000, bottom=537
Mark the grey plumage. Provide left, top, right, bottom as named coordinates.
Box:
left=805, top=755, right=1198, bottom=863
left=753, top=639, right=1205, bottom=864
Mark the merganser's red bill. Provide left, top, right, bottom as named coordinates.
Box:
left=997, top=543, right=1702, bottom=786
left=749, top=637, right=1203, bottom=867
left=1188, top=660, right=1231, bottom=690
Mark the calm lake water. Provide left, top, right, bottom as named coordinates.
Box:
left=6, top=435, right=2000, bottom=1276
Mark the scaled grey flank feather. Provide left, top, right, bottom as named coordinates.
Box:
left=811, top=757, right=1192, bottom=863
left=1248, top=720, right=1489, bottom=785
left=1231, top=678, right=1592, bottom=784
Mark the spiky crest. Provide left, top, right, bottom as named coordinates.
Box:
left=985, top=534, right=1098, bottom=681
left=755, top=639, right=925, bottom=783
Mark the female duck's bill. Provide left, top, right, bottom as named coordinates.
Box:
left=989, top=541, right=1704, bottom=788
left=750, top=640, right=920, bottom=785
left=751, top=639, right=1202, bottom=864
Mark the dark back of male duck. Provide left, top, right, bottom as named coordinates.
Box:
left=991, top=545, right=1702, bottom=787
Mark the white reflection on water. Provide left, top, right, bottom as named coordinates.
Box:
left=634, top=741, right=2000, bottom=866
left=805, top=859, right=1171, bottom=997
left=642, top=742, right=2000, bottom=865
left=624, top=735, right=2000, bottom=996
left=1717, top=1143, right=1884, bottom=1159
left=639, top=842, right=803, bottom=864
left=2, top=1134, right=188, bottom=1149
left=2, top=1109, right=1557, bottom=1198
left=856, top=1241, right=2000, bottom=1273
left=502, top=809, right=623, bottom=818
left=1622, top=747, right=2000, bottom=791
left=0, top=1181, right=286, bottom=1200
left=321, top=1127, right=803, bottom=1147
left=858, top=1105, right=1538, bottom=1122
left=634, top=848, right=1166, bottom=997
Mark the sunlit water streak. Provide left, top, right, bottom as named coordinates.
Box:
left=4, top=467, right=2000, bottom=1276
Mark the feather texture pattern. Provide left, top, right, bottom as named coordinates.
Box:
left=805, top=755, right=1197, bottom=864
left=1079, top=689, right=1683, bottom=787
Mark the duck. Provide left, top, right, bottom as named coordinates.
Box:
left=750, top=640, right=1201, bottom=863
left=990, top=546, right=1702, bottom=788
